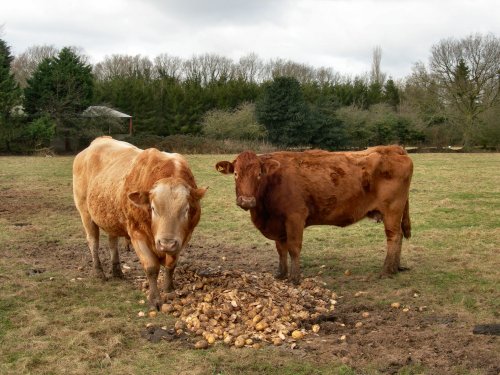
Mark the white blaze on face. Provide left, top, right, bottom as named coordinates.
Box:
left=150, top=182, right=191, bottom=254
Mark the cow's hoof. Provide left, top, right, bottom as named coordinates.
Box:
left=112, top=265, right=124, bottom=279
left=150, top=302, right=161, bottom=311
left=274, top=272, right=287, bottom=280
left=289, top=275, right=301, bottom=285
left=94, top=269, right=107, bottom=281
left=379, top=271, right=395, bottom=279
left=398, top=266, right=410, bottom=272
left=149, top=297, right=162, bottom=311
left=164, top=283, right=175, bottom=292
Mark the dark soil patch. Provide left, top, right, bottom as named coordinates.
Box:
left=141, top=325, right=192, bottom=345
left=473, top=324, right=500, bottom=336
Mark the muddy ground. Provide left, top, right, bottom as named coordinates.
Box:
left=13, top=239, right=498, bottom=375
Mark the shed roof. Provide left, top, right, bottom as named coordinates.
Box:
left=82, top=106, right=131, bottom=118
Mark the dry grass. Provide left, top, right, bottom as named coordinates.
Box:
left=0, top=153, right=499, bottom=374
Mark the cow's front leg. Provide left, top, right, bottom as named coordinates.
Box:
left=131, top=238, right=162, bottom=310
left=109, top=235, right=124, bottom=278
left=285, top=214, right=305, bottom=285
left=381, top=210, right=404, bottom=276
left=163, top=254, right=178, bottom=292
left=274, top=240, right=288, bottom=280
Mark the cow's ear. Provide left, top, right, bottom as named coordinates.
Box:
left=191, top=186, right=208, bottom=201
left=128, top=191, right=150, bottom=208
left=215, top=161, right=234, bottom=174
left=262, top=159, right=280, bottom=175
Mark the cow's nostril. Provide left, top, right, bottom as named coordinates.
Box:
left=236, top=196, right=256, bottom=209
left=157, top=239, right=180, bottom=253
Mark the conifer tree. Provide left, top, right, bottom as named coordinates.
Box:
left=256, top=76, right=313, bottom=146
left=0, top=38, right=22, bottom=151
left=24, top=47, right=93, bottom=150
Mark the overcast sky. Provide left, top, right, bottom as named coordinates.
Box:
left=2, top=0, right=499, bottom=79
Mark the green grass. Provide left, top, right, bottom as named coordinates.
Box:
left=0, top=153, right=499, bottom=374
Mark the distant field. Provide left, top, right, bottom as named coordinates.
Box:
left=0, top=153, right=499, bottom=374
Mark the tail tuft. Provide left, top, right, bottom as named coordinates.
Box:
left=402, top=199, right=411, bottom=239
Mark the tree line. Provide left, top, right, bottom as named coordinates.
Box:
left=1, top=32, right=499, bottom=153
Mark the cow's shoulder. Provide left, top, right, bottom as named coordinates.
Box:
left=87, top=136, right=138, bottom=153
left=257, top=152, right=313, bottom=206
left=76, top=136, right=138, bottom=163
left=124, top=148, right=196, bottom=195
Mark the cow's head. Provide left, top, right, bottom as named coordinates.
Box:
left=216, top=151, right=280, bottom=210
left=128, top=177, right=206, bottom=254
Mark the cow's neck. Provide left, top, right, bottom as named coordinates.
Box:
left=249, top=180, right=270, bottom=229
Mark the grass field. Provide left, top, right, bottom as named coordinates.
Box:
left=0, top=153, right=499, bottom=374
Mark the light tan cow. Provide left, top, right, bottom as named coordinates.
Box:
left=73, top=136, right=206, bottom=309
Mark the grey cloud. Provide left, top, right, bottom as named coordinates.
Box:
left=2, top=0, right=500, bottom=79
left=147, top=0, right=291, bottom=25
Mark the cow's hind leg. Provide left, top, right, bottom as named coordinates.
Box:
left=274, top=240, right=288, bottom=280
left=285, top=214, right=305, bottom=285
left=109, top=235, right=124, bottom=278
left=381, top=210, right=404, bottom=276
left=80, top=214, right=106, bottom=280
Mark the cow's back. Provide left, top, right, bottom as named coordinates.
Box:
left=73, top=137, right=196, bottom=237
left=73, top=137, right=142, bottom=236
left=73, top=136, right=140, bottom=183
left=257, top=146, right=412, bottom=227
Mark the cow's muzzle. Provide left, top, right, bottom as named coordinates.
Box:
left=236, top=196, right=256, bottom=210
left=156, top=238, right=180, bottom=254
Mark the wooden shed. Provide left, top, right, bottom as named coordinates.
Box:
left=82, top=106, right=133, bottom=135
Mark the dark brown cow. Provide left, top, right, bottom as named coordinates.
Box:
left=216, top=146, right=413, bottom=284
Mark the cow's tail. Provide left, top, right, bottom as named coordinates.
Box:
left=401, top=198, right=411, bottom=239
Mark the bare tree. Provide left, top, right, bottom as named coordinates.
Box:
left=404, top=62, right=453, bottom=146
left=153, top=53, right=183, bottom=80
left=182, top=56, right=201, bottom=82
left=315, top=66, right=342, bottom=85
left=93, top=54, right=153, bottom=81
left=266, top=58, right=316, bottom=84
left=429, top=33, right=500, bottom=147
left=94, top=55, right=129, bottom=80
left=133, top=55, right=154, bottom=80
left=201, top=53, right=234, bottom=84
left=370, top=46, right=386, bottom=85
left=235, top=53, right=265, bottom=83
left=183, top=53, right=235, bottom=85
left=11, top=45, right=59, bottom=87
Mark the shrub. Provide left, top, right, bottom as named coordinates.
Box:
left=23, top=116, right=56, bottom=150
left=202, top=102, right=267, bottom=141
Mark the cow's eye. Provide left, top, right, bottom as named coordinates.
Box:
left=234, top=172, right=238, bottom=179
left=151, top=206, right=156, bottom=215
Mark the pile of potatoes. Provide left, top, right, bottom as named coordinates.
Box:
left=141, top=265, right=337, bottom=349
